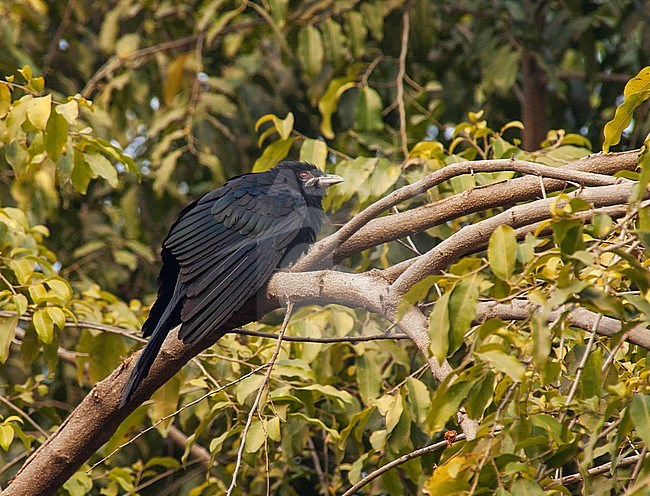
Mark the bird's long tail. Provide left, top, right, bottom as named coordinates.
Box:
left=120, top=325, right=169, bottom=406
left=120, top=286, right=183, bottom=407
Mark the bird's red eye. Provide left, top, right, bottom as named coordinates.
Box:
left=299, top=170, right=311, bottom=179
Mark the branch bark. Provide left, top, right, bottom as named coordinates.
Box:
left=333, top=150, right=639, bottom=261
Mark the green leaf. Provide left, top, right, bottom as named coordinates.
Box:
left=153, top=147, right=183, bottom=195
left=255, top=112, right=295, bottom=143
left=354, top=86, right=383, bottom=132
left=26, top=94, right=51, bottom=130
left=151, top=374, right=181, bottom=435
left=13, top=294, right=28, bottom=315
left=366, top=158, right=400, bottom=200
left=344, top=11, right=368, bottom=59
left=482, top=46, right=521, bottom=94
left=0, top=83, right=11, bottom=118
left=236, top=374, right=265, bottom=404
left=321, top=17, right=347, bottom=70
left=531, top=314, right=551, bottom=370
left=603, top=66, right=650, bottom=152
left=361, top=2, right=384, bottom=41
left=405, top=377, right=431, bottom=424
left=298, top=26, right=324, bottom=76
left=356, top=354, right=381, bottom=405
left=385, top=394, right=404, bottom=433
left=0, top=315, right=19, bottom=364
left=299, top=384, right=354, bottom=407
left=465, top=373, right=495, bottom=419
left=33, top=308, right=54, bottom=344
left=163, top=53, right=189, bottom=106
left=0, top=424, right=15, bottom=451
left=46, top=307, right=66, bottom=330
left=632, top=146, right=650, bottom=202
left=267, top=416, right=281, bottom=441
left=629, top=394, right=650, bottom=446
left=62, top=470, right=94, bottom=496
left=510, top=478, right=545, bottom=496
left=87, top=332, right=127, bottom=383
left=318, top=77, right=355, bottom=139
left=45, top=111, right=68, bottom=163
left=427, top=380, right=474, bottom=433
left=84, top=153, right=118, bottom=188
left=46, top=279, right=72, bottom=301
left=488, top=225, right=517, bottom=280
left=55, top=100, right=79, bottom=124
left=71, top=148, right=94, bottom=194
left=299, top=138, right=327, bottom=169
left=252, top=138, right=295, bottom=172
left=429, top=292, right=451, bottom=361
left=448, top=274, right=480, bottom=354
left=10, top=258, right=35, bottom=284
left=397, top=275, right=437, bottom=320
left=244, top=419, right=266, bottom=453
left=475, top=345, right=526, bottom=382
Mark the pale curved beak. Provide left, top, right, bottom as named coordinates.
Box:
left=312, top=174, right=344, bottom=188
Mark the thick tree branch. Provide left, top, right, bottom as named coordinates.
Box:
left=334, top=150, right=640, bottom=261
left=5, top=328, right=221, bottom=495
left=393, top=182, right=641, bottom=294
left=299, top=153, right=636, bottom=270
left=477, top=300, right=650, bottom=351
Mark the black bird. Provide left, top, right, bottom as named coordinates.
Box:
left=121, top=161, right=343, bottom=405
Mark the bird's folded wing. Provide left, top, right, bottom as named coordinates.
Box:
left=162, top=177, right=307, bottom=344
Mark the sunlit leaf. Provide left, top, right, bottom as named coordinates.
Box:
left=448, top=273, right=480, bottom=354
left=33, top=308, right=54, bottom=344
left=84, top=153, right=118, bottom=188
left=488, top=225, right=517, bottom=280
left=354, top=86, right=383, bottom=132
left=318, top=77, right=355, bottom=139
left=55, top=100, right=79, bottom=125
left=298, top=26, right=324, bottom=76
left=603, top=66, right=650, bottom=151
left=0, top=315, right=19, bottom=364
left=26, top=94, right=52, bottom=130
left=45, top=111, right=68, bottom=163
left=252, top=138, right=295, bottom=172
left=629, top=394, right=650, bottom=447
left=299, top=138, right=327, bottom=169
left=475, top=345, right=525, bottom=382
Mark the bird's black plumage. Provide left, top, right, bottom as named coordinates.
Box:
left=121, top=161, right=343, bottom=405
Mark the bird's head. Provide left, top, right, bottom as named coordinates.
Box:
left=276, top=161, right=344, bottom=199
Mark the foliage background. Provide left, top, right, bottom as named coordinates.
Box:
left=0, top=0, right=649, bottom=494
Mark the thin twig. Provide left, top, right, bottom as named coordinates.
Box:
left=87, top=363, right=268, bottom=471
left=628, top=446, right=648, bottom=489
left=81, top=17, right=264, bottom=98
left=0, top=310, right=147, bottom=343
left=230, top=328, right=409, bottom=343
left=396, top=1, right=412, bottom=159
left=43, top=0, right=76, bottom=75
left=559, top=453, right=647, bottom=485
left=0, top=395, right=49, bottom=439
left=307, top=436, right=329, bottom=495
left=226, top=302, right=294, bottom=496
left=561, top=314, right=601, bottom=419
left=341, top=433, right=466, bottom=496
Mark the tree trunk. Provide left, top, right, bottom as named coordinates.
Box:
left=521, top=51, right=548, bottom=150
